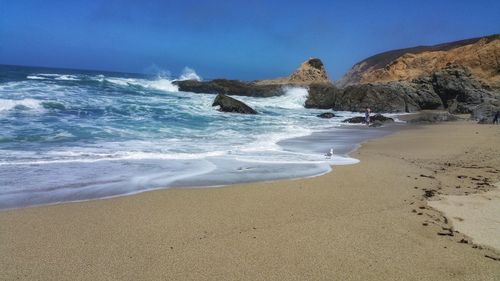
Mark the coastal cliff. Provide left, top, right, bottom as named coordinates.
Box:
left=304, top=35, right=500, bottom=120
left=338, top=34, right=500, bottom=89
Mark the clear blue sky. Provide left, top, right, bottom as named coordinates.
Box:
left=1, top=0, right=499, bottom=80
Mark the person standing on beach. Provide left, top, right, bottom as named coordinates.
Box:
left=493, top=111, right=499, bottom=124
left=364, top=107, right=371, bottom=125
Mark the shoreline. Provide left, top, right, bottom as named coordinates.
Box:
left=1, top=121, right=499, bottom=280
left=0, top=119, right=401, bottom=211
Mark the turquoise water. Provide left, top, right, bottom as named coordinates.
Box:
left=0, top=65, right=386, bottom=209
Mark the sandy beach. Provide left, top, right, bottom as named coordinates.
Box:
left=1, top=121, right=499, bottom=281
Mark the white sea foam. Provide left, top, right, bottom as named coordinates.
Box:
left=103, top=67, right=201, bottom=93
left=55, top=75, right=79, bottom=81
left=0, top=98, right=43, bottom=112
left=104, top=77, right=179, bottom=92
left=179, top=67, right=202, bottom=81
left=26, top=75, right=48, bottom=80
left=27, top=73, right=79, bottom=81
left=236, top=86, right=309, bottom=110
left=279, top=86, right=309, bottom=109
left=147, top=79, right=180, bottom=92
left=0, top=150, right=228, bottom=166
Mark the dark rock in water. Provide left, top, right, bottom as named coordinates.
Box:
left=342, top=114, right=394, bottom=124
left=317, top=112, right=336, bottom=118
left=173, top=79, right=284, bottom=97
left=371, top=113, right=394, bottom=122
left=342, top=116, right=366, bottom=123
left=212, top=94, right=257, bottom=114
left=408, top=112, right=458, bottom=123
left=305, top=83, right=340, bottom=109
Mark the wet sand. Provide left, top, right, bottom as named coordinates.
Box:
left=1, top=121, right=499, bottom=280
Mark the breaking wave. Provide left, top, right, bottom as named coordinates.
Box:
left=0, top=98, right=43, bottom=112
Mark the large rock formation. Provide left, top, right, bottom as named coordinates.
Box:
left=289, top=58, right=329, bottom=83
left=331, top=35, right=500, bottom=119
left=254, top=58, right=330, bottom=86
left=212, top=94, right=257, bottom=114
left=173, top=79, right=284, bottom=97
left=304, top=82, right=340, bottom=109
left=427, top=65, right=497, bottom=114
left=174, top=58, right=331, bottom=97
left=338, top=34, right=500, bottom=89
left=306, top=81, right=442, bottom=113
left=308, top=64, right=499, bottom=117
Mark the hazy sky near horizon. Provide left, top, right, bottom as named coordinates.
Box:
left=1, top=0, right=499, bottom=80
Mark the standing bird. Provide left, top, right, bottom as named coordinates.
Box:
left=325, top=148, right=334, bottom=159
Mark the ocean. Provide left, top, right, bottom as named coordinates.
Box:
left=0, top=65, right=397, bottom=209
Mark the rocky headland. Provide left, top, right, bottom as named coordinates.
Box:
left=307, top=34, right=500, bottom=121
left=173, top=57, right=329, bottom=97
left=175, top=34, right=499, bottom=121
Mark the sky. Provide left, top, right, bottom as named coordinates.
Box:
left=1, top=0, right=499, bottom=80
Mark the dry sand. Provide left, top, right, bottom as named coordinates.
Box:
left=429, top=182, right=500, bottom=252
left=1, top=121, right=499, bottom=280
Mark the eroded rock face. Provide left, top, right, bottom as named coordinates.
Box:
left=212, top=94, right=257, bottom=114
left=429, top=65, right=497, bottom=114
left=339, top=34, right=500, bottom=89
left=255, top=58, right=331, bottom=86
left=289, top=58, right=329, bottom=84
left=308, top=64, right=498, bottom=118
left=305, top=83, right=340, bottom=109
left=173, top=79, right=284, bottom=97
left=338, top=83, right=416, bottom=113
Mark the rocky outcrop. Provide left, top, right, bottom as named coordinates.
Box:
left=336, top=83, right=418, bottom=113
left=306, top=82, right=442, bottom=113
left=317, top=112, right=336, bottom=119
left=289, top=58, right=329, bottom=83
left=255, top=58, right=330, bottom=86
left=174, top=79, right=284, bottom=97
left=428, top=65, right=498, bottom=114
left=305, top=83, right=340, bottom=109
left=174, top=58, right=332, bottom=97
left=338, top=34, right=500, bottom=89
left=342, top=114, right=394, bottom=124
left=212, top=94, right=257, bottom=114
left=308, top=64, right=498, bottom=119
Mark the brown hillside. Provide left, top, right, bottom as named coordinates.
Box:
left=339, top=35, right=500, bottom=89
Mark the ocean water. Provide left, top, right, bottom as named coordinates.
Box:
left=0, top=65, right=395, bottom=209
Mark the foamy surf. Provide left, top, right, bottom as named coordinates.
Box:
left=0, top=98, right=43, bottom=112
left=0, top=64, right=392, bottom=210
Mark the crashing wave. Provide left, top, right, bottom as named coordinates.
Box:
left=0, top=98, right=43, bottom=112
left=179, top=67, right=202, bottom=81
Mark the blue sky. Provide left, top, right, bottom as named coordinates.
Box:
left=0, top=0, right=499, bottom=80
